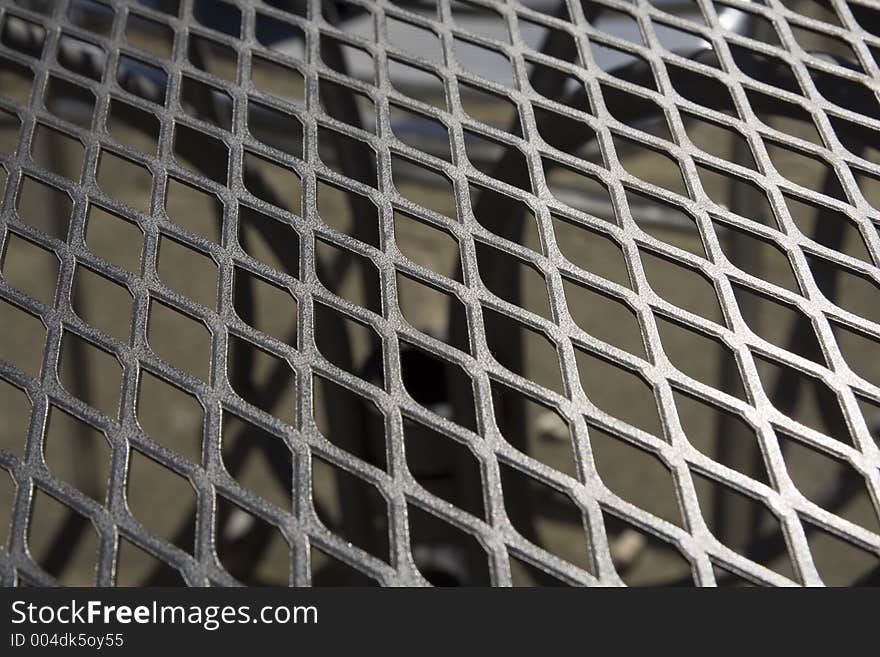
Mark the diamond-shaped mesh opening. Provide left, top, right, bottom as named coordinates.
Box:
left=2, top=0, right=880, bottom=587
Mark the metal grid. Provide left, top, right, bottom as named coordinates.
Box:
left=1, top=0, right=880, bottom=586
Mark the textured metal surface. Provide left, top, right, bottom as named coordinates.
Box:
left=2, top=0, right=880, bottom=586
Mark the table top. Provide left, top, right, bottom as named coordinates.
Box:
left=1, top=0, right=879, bottom=587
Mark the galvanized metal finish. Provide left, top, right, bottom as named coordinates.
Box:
left=1, top=0, right=880, bottom=586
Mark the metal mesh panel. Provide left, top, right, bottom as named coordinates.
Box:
left=1, top=0, right=880, bottom=586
